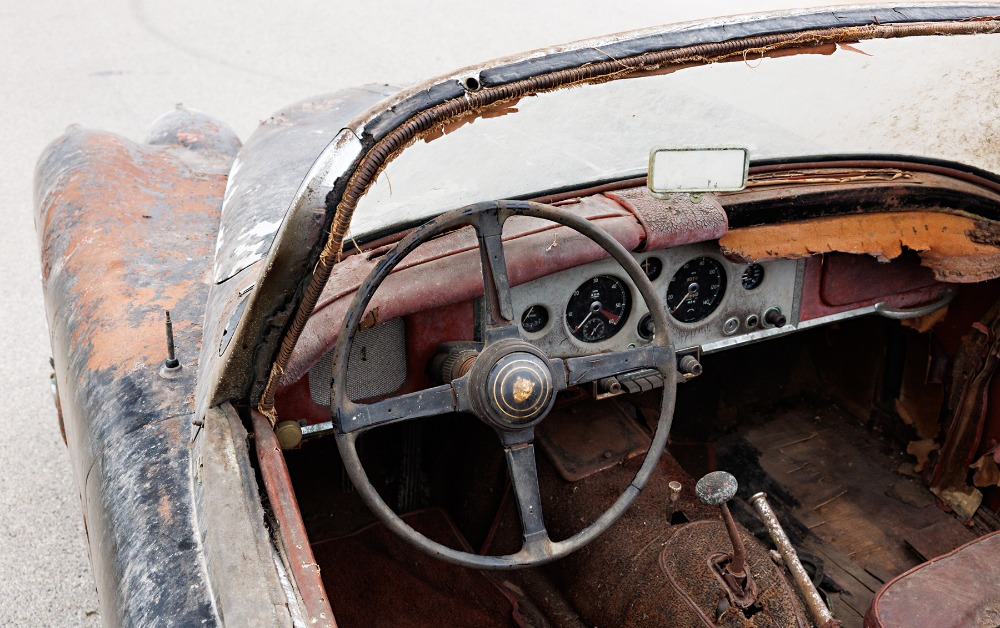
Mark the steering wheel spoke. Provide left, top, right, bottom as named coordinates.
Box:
left=563, top=344, right=667, bottom=387
left=337, top=382, right=462, bottom=434
left=471, top=207, right=519, bottom=341
left=504, top=439, right=551, bottom=554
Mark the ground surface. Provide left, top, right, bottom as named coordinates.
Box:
left=0, top=0, right=866, bottom=624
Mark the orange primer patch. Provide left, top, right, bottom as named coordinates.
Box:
left=720, top=211, right=1000, bottom=283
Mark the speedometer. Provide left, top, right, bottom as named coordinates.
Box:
left=666, top=257, right=727, bottom=323
left=565, top=275, right=632, bottom=343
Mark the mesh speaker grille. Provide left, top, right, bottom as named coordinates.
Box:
left=308, top=317, right=407, bottom=405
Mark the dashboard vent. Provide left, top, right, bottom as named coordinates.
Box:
left=308, top=317, right=408, bottom=405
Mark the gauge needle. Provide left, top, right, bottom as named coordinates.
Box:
left=574, top=301, right=604, bottom=332
left=671, top=283, right=699, bottom=314
left=600, top=309, right=620, bottom=325
left=671, top=292, right=692, bottom=314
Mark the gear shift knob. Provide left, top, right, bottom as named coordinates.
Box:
left=695, top=470, right=754, bottom=604
left=696, top=470, right=738, bottom=506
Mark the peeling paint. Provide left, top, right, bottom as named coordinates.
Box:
left=720, top=211, right=1000, bottom=283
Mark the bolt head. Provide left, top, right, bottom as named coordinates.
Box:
left=695, top=470, right=738, bottom=505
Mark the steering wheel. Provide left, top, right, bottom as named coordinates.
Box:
left=331, top=199, right=676, bottom=569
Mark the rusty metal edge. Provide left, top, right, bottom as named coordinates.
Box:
left=192, top=404, right=295, bottom=626
left=251, top=409, right=337, bottom=627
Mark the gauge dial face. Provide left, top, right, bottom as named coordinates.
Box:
left=565, top=275, right=632, bottom=343
left=520, top=305, right=549, bottom=334
left=741, top=264, right=765, bottom=290
left=641, top=257, right=663, bottom=281
left=666, top=257, right=727, bottom=323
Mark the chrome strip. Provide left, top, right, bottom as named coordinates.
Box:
left=301, top=421, right=334, bottom=437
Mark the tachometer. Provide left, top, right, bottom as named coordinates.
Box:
left=565, top=275, right=632, bottom=343
left=666, top=257, right=727, bottom=323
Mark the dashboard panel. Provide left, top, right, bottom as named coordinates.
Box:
left=510, top=241, right=803, bottom=358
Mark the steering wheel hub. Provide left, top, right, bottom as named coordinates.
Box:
left=485, top=352, right=554, bottom=428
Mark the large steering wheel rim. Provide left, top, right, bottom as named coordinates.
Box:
left=331, top=200, right=676, bottom=569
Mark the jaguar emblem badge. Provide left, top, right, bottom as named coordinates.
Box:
left=512, top=376, right=536, bottom=403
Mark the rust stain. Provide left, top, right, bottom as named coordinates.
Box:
left=720, top=211, right=1000, bottom=282
left=39, top=130, right=225, bottom=374
left=836, top=41, right=871, bottom=56
left=358, top=306, right=379, bottom=331
left=158, top=492, right=175, bottom=525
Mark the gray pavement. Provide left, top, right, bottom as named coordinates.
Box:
left=0, top=1, right=854, bottom=624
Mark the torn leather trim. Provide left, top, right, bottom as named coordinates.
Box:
left=604, top=188, right=728, bottom=251
left=720, top=211, right=1000, bottom=283
left=930, top=301, right=1000, bottom=519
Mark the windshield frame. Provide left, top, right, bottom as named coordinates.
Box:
left=193, top=4, right=1000, bottom=419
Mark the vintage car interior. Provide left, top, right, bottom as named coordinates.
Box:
left=226, top=13, right=1000, bottom=627
left=235, top=15, right=1000, bottom=626
left=35, top=5, right=1000, bottom=628
left=266, top=167, right=1000, bottom=628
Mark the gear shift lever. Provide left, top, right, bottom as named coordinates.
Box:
left=696, top=471, right=755, bottom=604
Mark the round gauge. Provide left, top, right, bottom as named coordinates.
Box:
left=565, top=275, right=633, bottom=343
left=520, top=305, right=549, bottom=334
left=741, top=264, right=765, bottom=290
left=640, top=257, right=663, bottom=281
left=666, top=257, right=728, bottom=323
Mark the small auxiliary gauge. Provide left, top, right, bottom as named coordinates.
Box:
left=641, top=257, right=663, bottom=281
left=741, top=263, right=765, bottom=290
left=520, top=305, right=549, bottom=334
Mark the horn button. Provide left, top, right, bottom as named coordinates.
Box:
left=470, top=341, right=556, bottom=430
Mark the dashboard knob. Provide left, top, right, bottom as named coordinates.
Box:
left=764, top=307, right=787, bottom=328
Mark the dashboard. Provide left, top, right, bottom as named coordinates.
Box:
left=279, top=172, right=974, bottom=429
left=510, top=241, right=803, bottom=359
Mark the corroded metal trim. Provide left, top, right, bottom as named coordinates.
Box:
left=250, top=409, right=336, bottom=627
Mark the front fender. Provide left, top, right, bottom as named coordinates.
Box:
left=35, top=109, right=291, bottom=626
